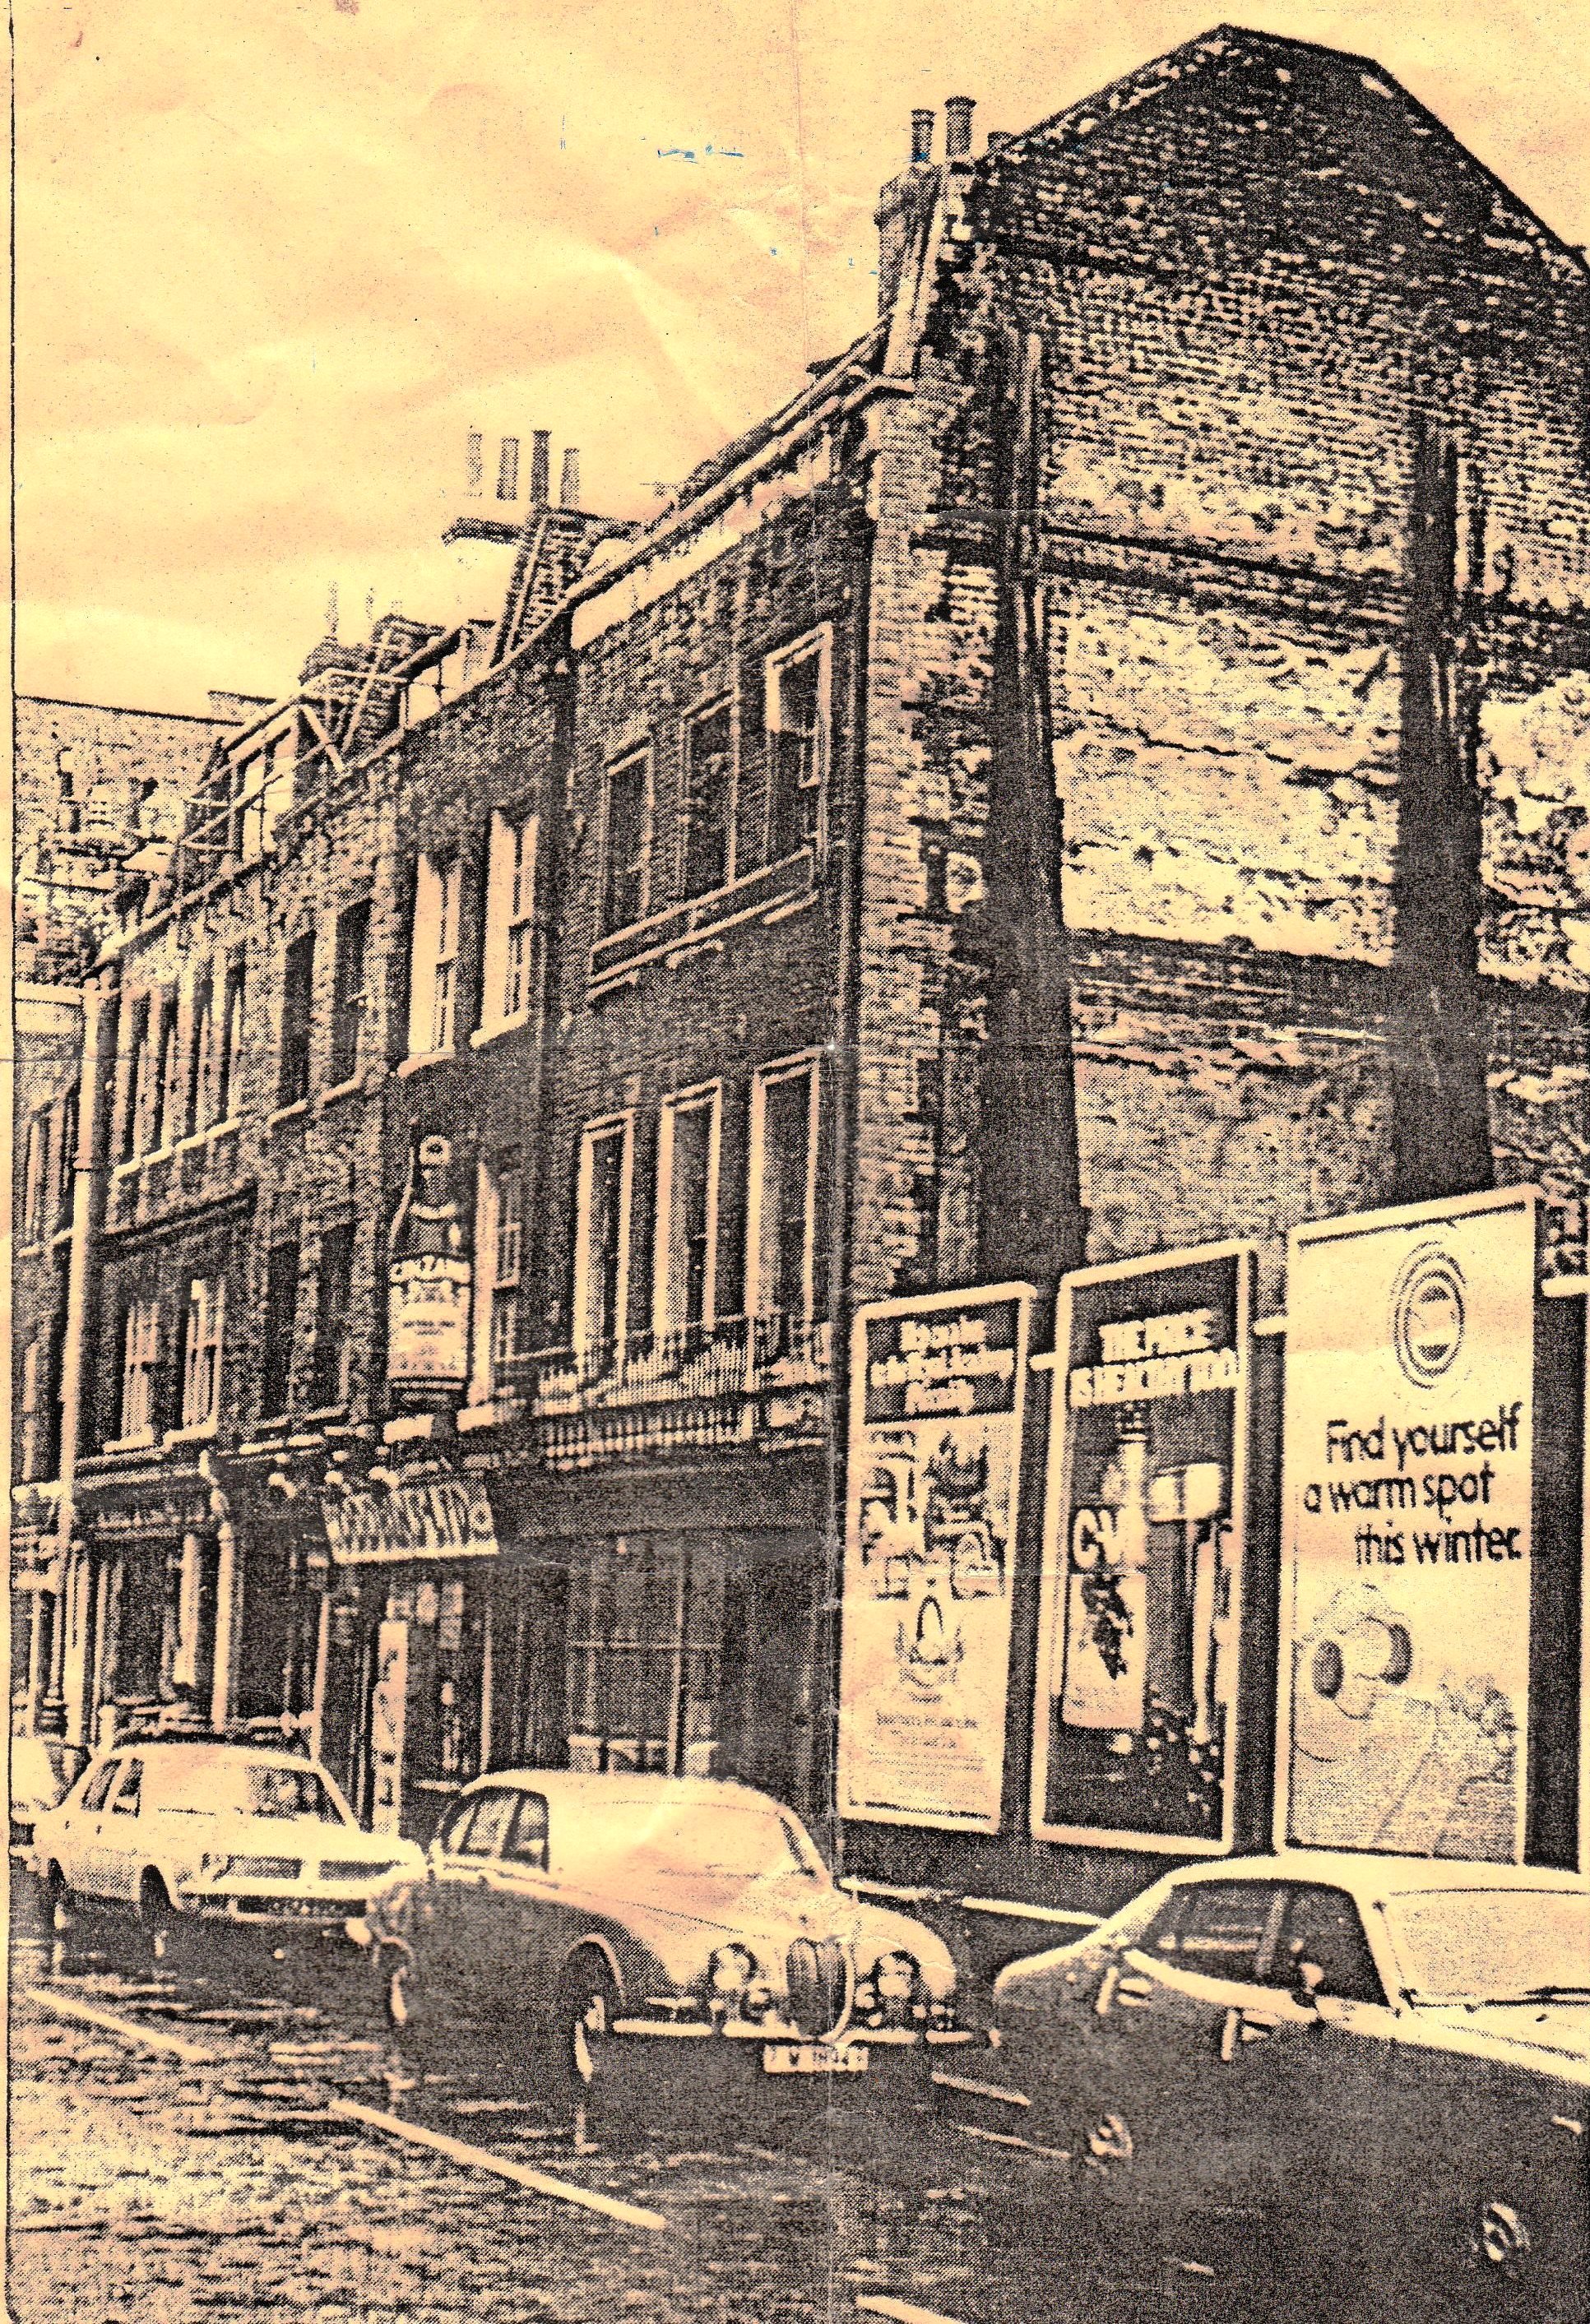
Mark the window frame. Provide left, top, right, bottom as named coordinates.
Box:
left=328, top=896, right=372, bottom=1090
left=407, top=851, right=463, bottom=1059
left=678, top=694, right=736, bottom=903
left=763, top=626, right=832, bottom=863
left=745, top=1053, right=822, bottom=1319
left=652, top=1082, right=722, bottom=1336
left=277, top=931, right=316, bottom=1110
left=260, top=1237, right=301, bottom=1420
left=309, top=1220, right=356, bottom=1410
left=600, top=748, right=652, bottom=937
left=572, top=1113, right=634, bottom=1359
left=119, top=1295, right=160, bottom=1444
left=480, top=808, right=538, bottom=1033
left=179, top=1275, right=225, bottom=1432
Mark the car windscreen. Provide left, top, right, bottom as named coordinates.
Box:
left=569, top=1799, right=827, bottom=1882
left=1382, top=1889, right=1590, bottom=2004
left=242, top=1765, right=350, bottom=1823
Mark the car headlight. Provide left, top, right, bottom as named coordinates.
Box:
left=709, top=1942, right=758, bottom=1997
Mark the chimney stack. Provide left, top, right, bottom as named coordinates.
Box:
left=466, top=429, right=484, bottom=497
left=559, top=447, right=581, bottom=508
left=911, top=107, right=934, bottom=165
left=531, top=429, right=552, bottom=507
left=984, top=128, right=1011, bottom=153
left=497, top=436, right=520, bottom=502
left=943, top=95, right=975, bottom=159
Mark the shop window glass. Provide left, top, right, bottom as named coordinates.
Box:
left=565, top=1537, right=726, bottom=1776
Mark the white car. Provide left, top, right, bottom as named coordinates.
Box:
left=31, top=1738, right=424, bottom=1957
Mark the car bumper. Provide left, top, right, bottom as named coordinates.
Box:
left=610, top=2015, right=976, bottom=2078
left=183, top=1890, right=396, bottom=1932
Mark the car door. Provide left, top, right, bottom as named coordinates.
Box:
left=490, top=1790, right=564, bottom=2017
left=1217, top=1881, right=1426, bottom=2305
left=52, top=1754, right=122, bottom=1896
left=423, top=1786, right=523, bottom=2018
left=1053, top=1877, right=1298, bottom=2233
left=99, top=1755, right=149, bottom=1903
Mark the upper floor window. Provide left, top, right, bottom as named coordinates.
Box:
left=655, top=1087, right=720, bottom=1336
left=601, top=751, right=650, bottom=937
left=408, top=854, right=462, bottom=1058
left=260, top=1237, right=300, bottom=1419
left=118, top=997, right=148, bottom=1164
left=240, top=731, right=294, bottom=863
left=179, top=1275, right=225, bottom=1431
left=211, top=957, right=245, bottom=1126
left=119, top=1297, right=160, bottom=1443
left=278, top=931, right=315, bottom=1109
left=310, top=1222, right=355, bottom=1409
left=766, top=632, right=830, bottom=862
left=679, top=701, right=734, bottom=901
left=572, top=1117, right=632, bottom=1356
left=480, top=812, right=537, bottom=1031
left=471, top=1155, right=526, bottom=1399
left=330, top=899, right=371, bottom=1089
left=749, top=1057, right=819, bottom=1317
left=184, top=975, right=211, bottom=1141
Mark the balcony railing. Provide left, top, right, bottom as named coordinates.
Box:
left=497, top=1312, right=832, bottom=1469
left=588, top=849, right=814, bottom=985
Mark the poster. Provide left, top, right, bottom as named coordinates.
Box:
left=837, top=1285, right=1033, bottom=1831
left=1033, top=1243, right=1254, bottom=1853
left=1282, top=1187, right=1537, bottom=1863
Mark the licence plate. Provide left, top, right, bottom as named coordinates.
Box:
left=762, top=2041, right=869, bottom=2075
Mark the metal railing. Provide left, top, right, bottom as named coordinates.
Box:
left=497, top=1312, right=831, bottom=1465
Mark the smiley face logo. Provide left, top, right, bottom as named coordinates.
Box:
left=1389, top=1244, right=1466, bottom=1389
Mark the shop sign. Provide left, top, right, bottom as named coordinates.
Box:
left=1033, top=1243, right=1254, bottom=1854
left=1282, top=1188, right=1536, bottom=1864
left=387, top=1253, right=471, bottom=1387
left=837, top=1284, right=1034, bottom=1833
left=326, top=1476, right=498, bottom=1567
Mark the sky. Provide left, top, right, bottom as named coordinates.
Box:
left=15, top=0, right=1590, bottom=717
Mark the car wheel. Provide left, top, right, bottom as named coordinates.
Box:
left=557, top=1956, right=620, bottom=2090
left=44, top=1863, right=76, bottom=1936
left=138, top=1870, right=183, bottom=1965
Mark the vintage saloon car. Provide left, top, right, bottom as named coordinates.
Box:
left=31, top=1738, right=424, bottom=1955
left=357, top=1769, right=967, bottom=2105
left=953, top=1854, right=1589, bottom=2320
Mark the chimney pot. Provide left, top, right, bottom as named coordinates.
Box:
left=943, top=95, right=975, bottom=159
left=559, top=447, right=581, bottom=508
left=911, top=108, right=934, bottom=165
left=466, top=428, right=484, bottom=496
left=531, top=429, right=551, bottom=507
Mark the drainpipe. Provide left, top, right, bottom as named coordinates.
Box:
left=47, top=971, right=116, bottom=1746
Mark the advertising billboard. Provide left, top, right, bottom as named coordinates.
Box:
left=837, top=1285, right=1034, bottom=1832
left=1281, top=1187, right=1537, bottom=1863
left=1032, top=1243, right=1254, bottom=1854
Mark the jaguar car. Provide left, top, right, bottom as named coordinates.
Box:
left=946, top=1853, right=1589, bottom=2321
left=355, top=1769, right=970, bottom=2109
left=31, top=1738, right=424, bottom=1956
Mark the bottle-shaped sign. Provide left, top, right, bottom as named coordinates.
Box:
left=387, top=1134, right=472, bottom=1395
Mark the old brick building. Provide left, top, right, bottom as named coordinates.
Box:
left=16, top=29, right=1588, bottom=1905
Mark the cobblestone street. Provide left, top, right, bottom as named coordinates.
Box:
left=7, top=1886, right=1101, bottom=2324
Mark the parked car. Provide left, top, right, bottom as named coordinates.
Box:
left=9, top=1734, right=87, bottom=1850
left=951, top=1853, right=1589, bottom=2321
left=356, top=1770, right=970, bottom=2111
left=30, top=1738, right=424, bottom=1957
